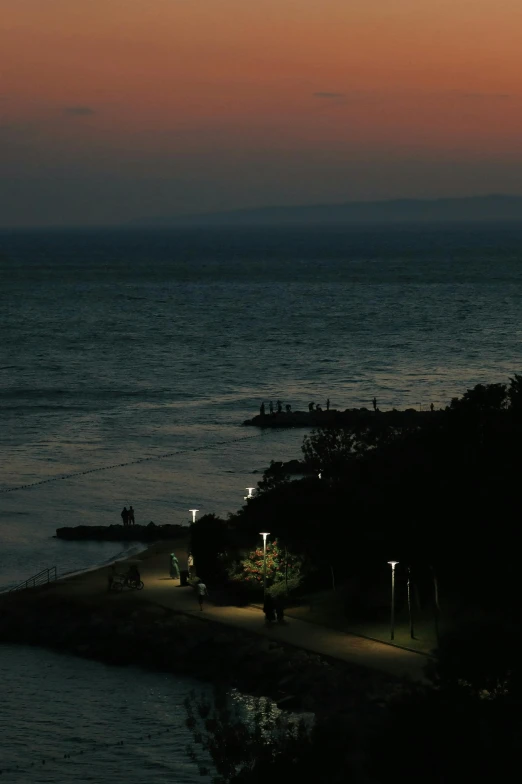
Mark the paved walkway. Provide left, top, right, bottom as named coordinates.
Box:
left=54, top=543, right=428, bottom=682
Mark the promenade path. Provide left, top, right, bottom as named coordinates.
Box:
left=53, top=543, right=428, bottom=682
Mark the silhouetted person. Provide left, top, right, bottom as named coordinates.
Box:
left=187, top=552, right=194, bottom=577
left=126, top=564, right=140, bottom=585
left=277, top=400, right=282, bottom=414
left=128, top=505, right=135, bottom=525
left=316, top=403, right=322, bottom=411
left=430, top=402, right=434, bottom=412
left=274, top=594, right=286, bottom=624
left=260, top=402, right=265, bottom=416
left=107, top=563, right=117, bottom=592
left=170, top=552, right=180, bottom=579
left=308, top=402, right=314, bottom=413
left=269, top=401, right=274, bottom=415
left=285, top=404, right=291, bottom=413
left=121, top=507, right=129, bottom=527
left=263, top=593, right=276, bottom=624
left=326, top=398, right=330, bottom=411
left=196, top=580, right=208, bottom=610
left=372, top=397, right=377, bottom=412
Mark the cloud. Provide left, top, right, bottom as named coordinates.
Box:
left=313, top=92, right=346, bottom=99
left=63, top=105, right=95, bottom=116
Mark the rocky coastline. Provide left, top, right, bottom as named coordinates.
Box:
left=0, top=587, right=404, bottom=720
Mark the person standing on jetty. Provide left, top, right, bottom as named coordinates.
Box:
left=128, top=505, right=135, bottom=525
left=326, top=398, right=330, bottom=411
left=121, top=507, right=129, bottom=526
left=260, top=402, right=265, bottom=416
left=372, top=397, right=377, bottom=412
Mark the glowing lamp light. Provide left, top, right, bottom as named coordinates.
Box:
left=189, top=509, right=199, bottom=524
left=387, top=561, right=399, bottom=640
left=245, top=487, right=256, bottom=499
left=259, top=533, right=270, bottom=597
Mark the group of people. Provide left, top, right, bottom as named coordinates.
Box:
left=308, top=399, right=330, bottom=412
left=260, top=399, right=332, bottom=416
left=263, top=592, right=286, bottom=624
left=170, top=551, right=207, bottom=609
left=120, top=506, right=136, bottom=526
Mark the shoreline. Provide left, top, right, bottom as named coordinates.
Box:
left=0, top=541, right=414, bottom=717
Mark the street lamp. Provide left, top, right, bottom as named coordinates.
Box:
left=388, top=561, right=399, bottom=640
left=189, top=509, right=199, bottom=524
left=244, top=487, right=255, bottom=500
left=260, top=532, right=270, bottom=597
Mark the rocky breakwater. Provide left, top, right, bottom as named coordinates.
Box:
left=244, top=407, right=444, bottom=429
left=56, top=522, right=186, bottom=542
left=0, top=589, right=402, bottom=719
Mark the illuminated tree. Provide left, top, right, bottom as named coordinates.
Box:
left=229, top=539, right=302, bottom=596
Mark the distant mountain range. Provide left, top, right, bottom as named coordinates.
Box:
left=130, top=194, right=522, bottom=227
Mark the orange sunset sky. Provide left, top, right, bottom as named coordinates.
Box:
left=1, top=0, right=522, bottom=226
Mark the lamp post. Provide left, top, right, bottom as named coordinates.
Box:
left=388, top=561, right=399, bottom=640
left=189, top=509, right=199, bottom=525
left=244, top=487, right=255, bottom=500
left=260, top=532, right=270, bottom=597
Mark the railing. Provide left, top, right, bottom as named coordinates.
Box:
left=9, top=566, right=57, bottom=593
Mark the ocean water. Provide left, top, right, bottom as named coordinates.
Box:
left=1, top=224, right=522, bottom=587
left=0, top=645, right=209, bottom=783
left=1, top=224, right=521, bottom=782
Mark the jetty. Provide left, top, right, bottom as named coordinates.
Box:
left=55, top=522, right=186, bottom=542
left=244, top=407, right=444, bottom=429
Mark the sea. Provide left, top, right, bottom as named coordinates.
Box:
left=1, top=223, right=521, bottom=780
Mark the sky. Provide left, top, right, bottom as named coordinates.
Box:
left=1, top=0, right=522, bottom=226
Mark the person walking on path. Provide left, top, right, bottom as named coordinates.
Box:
left=169, top=552, right=180, bottom=580
left=128, top=505, right=135, bottom=525
left=187, top=552, right=194, bottom=577
left=274, top=594, right=286, bottom=624
left=196, top=579, right=208, bottom=610
left=263, top=593, right=276, bottom=624
left=121, top=507, right=129, bottom=527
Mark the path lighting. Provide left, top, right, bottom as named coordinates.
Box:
left=189, top=509, right=199, bottom=524
left=260, top=532, right=270, bottom=597
left=388, top=561, right=399, bottom=640
left=244, top=487, right=255, bottom=500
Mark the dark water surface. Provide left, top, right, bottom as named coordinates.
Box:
left=1, top=225, right=521, bottom=585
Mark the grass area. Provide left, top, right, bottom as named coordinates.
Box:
left=285, top=589, right=450, bottom=654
